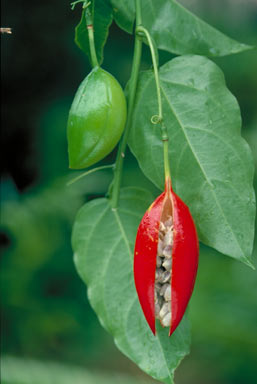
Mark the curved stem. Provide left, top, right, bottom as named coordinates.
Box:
left=67, top=164, right=114, bottom=186
left=110, top=0, right=142, bottom=209
left=136, top=26, right=162, bottom=120
left=136, top=26, right=171, bottom=181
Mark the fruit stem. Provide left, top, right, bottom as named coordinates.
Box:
left=135, top=26, right=171, bottom=182
left=84, top=1, right=99, bottom=67
left=163, top=139, right=171, bottom=182
left=67, top=164, right=114, bottom=186
left=71, top=1, right=99, bottom=67
left=136, top=26, right=162, bottom=121
left=110, top=0, right=142, bottom=209
left=87, top=25, right=99, bottom=68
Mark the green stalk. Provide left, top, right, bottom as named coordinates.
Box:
left=163, top=139, right=171, bottom=181
left=136, top=26, right=162, bottom=120
left=67, top=164, right=114, bottom=186
left=87, top=26, right=99, bottom=67
left=71, top=1, right=99, bottom=67
left=84, top=1, right=99, bottom=67
left=110, top=0, right=143, bottom=209
left=136, top=26, right=171, bottom=181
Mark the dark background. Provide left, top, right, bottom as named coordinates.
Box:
left=1, top=1, right=257, bottom=383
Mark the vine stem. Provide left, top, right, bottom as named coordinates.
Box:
left=110, top=0, right=143, bottom=209
left=67, top=164, right=114, bottom=186
left=136, top=26, right=171, bottom=181
left=136, top=26, right=162, bottom=120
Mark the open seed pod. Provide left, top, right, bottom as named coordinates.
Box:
left=134, top=178, right=199, bottom=336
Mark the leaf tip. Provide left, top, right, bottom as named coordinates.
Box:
left=229, top=42, right=256, bottom=56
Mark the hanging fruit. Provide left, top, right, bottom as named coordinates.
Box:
left=67, top=67, right=127, bottom=169
left=134, top=176, right=199, bottom=336
left=67, top=1, right=127, bottom=170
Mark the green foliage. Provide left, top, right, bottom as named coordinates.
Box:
left=192, top=245, right=257, bottom=349
left=110, top=0, right=135, bottom=34
left=1, top=1, right=256, bottom=383
left=1, top=356, right=151, bottom=384
left=0, top=174, right=112, bottom=362
left=75, top=0, right=113, bottom=65
left=1, top=179, right=256, bottom=382
left=129, top=55, right=255, bottom=266
left=73, top=188, right=190, bottom=383
left=189, top=244, right=257, bottom=382
left=111, top=0, right=252, bottom=56
left=70, top=1, right=255, bottom=382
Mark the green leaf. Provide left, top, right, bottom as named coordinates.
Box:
left=75, top=0, right=113, bottom=65
left=73, top=187, right=190, bottom=383
left=110, top=0, right=135, bottom=34
left=110, top=0, right=253, bottom=57
left=128, top=55, right=256, bottom=267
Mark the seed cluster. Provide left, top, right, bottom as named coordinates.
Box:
left=155, top=216, right=173, bottom=327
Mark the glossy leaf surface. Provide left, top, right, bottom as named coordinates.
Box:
left=129, top=55, right=255, bottom=266
left=73, top=188, right=190, bottom=384
left=67, top=67, right=127, bottom=169
left=75, top=0, right=113, bottom=65
left=110, top=0, right=252, bottom=57
left=110, top=0, right=134, bottom=34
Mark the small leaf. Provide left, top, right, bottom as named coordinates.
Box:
left=73, top=188, right=191, bottom=383
left=110, top=0, right=253, bottom=57
left=75, top=0, right=113, bottom=65
left=128, top=55, right=255, bottom=266
left=110, top=0, right=135, bottom=34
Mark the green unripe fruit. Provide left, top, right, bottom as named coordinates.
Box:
left=67, top=67, right=127, bottom=169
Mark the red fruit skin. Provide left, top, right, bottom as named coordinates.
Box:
left=134, top=192, right=165, bottom=335
left=134, top=181, right=199, bottom=336
left=170, top=188, right=199, bottom=336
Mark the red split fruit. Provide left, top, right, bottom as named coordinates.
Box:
left=134, top=177, right=199, bottom=336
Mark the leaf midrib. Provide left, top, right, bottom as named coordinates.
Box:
left=161, top=84, right=246, bottom=259
left=161, top=77, right=237, bottom=128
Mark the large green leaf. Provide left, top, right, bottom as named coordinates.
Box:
left=75, top=0, right=113, bottom=65
left=128, top=55, right=255, bottom=267
left=110, top=0, right=252, bottom=57
left=73, top=188, right=191, bottom=384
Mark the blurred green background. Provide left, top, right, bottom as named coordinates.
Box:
left=1, top=1, right=257, bottom=383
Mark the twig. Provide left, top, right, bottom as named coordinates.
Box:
left=0, top=28, right=12, bottom=34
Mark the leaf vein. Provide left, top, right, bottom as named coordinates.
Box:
left=161, top=85, right=246, bottom=258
